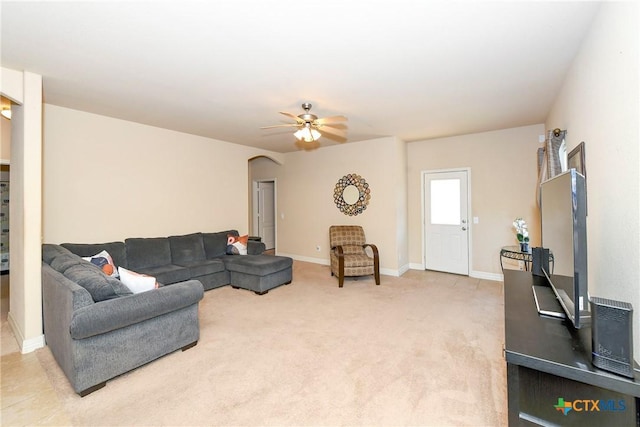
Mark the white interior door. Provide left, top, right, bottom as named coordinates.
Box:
left=257, top=181, right=275, bottom=250
left=424, top=170, right=469, bottom=275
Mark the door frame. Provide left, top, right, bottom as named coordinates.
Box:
left=421, top=168, right=472, bottom=273
left=251, top=178, right=277, bottom=251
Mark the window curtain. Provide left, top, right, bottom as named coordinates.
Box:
left=536, top=129, right=566, bottom=206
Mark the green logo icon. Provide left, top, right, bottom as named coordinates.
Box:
left=554, top=398, right=573, bottom=415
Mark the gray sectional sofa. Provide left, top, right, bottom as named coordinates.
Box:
left=62, top=230, right=293, bottom=294
left=41, top=230, right=293, bottom=396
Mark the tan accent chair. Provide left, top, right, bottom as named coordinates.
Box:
left=329, top=225, right=380, bottom=287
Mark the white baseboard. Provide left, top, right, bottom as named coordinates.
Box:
left=398, top=263, right=411, bottom=276
left=278, top=253, right=329, bottom=266
left=22, top=334, right=46, bottom=353
left=408, top=264, right=503, bottom=282
left=380, top=267, right=398, bottom=277
left=7, top=311, right=45, bottom=354
left=470, top=270, right=504, bottom=282
left=281, top=253, right=406, bottom=277
left=279, top=254, right=502, bottom=281
left=7, top=311, right=23, bottom=347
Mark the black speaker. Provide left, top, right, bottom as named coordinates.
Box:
left=532, top=247, right=549, bottom=277
left=590, top=297, right=635, bottom=378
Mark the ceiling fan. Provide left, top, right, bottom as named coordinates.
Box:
left=261, top=103, right=348, bottom=142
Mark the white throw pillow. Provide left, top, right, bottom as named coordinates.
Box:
left=118, top=267, right=157, bottom=293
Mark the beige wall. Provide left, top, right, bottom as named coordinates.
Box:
left=43, top=105, right=283, bottom=243
left=250, top=137, right=409, bottom=275
left=407, top=124, right=545, bottom=278
left=546, top=2, right=639, bottom=356
left=11, top=2, right=638, bottom=356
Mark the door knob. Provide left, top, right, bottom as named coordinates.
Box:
left=462, top=227, right=467, bottom=231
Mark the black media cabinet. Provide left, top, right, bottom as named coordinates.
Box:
left=503, top=269, right=640, bottom=426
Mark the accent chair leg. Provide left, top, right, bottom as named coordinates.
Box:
left=374, top=253, right=380, bottom=285
left=338, top=253, right=345, bottom=288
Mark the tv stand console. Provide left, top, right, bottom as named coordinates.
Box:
left=503, top=270, right=640, bottom=426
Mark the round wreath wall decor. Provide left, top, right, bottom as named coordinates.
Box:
left=333, top=173, right=371, bottom=216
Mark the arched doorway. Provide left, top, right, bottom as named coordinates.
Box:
left=248, top=155, right=281, bottom=253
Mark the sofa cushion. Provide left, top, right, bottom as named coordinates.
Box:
left=42, top=244, right=74, bottom=264
left=63, top=263, right=133, bottom=302
left=203, top=230, right=238, bottom=259
left=247, top=240, right=266, bottom=255
left=175, top=258, right=226, bottom=278
left=340, top=245, right=365, bottom=255
left=131, top=264, right=191, bottom=285
left=224, top=255, right=293, bottom=276
left=62, top=241, right=128, bottom=270
left=340, top=253, right=374, bottom=268
left=169, top=233, right=206, bottom=263
left=125, top=237, right=172, bottom=270
left=50, top=253, right=84, bottom=273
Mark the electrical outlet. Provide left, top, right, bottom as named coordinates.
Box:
left=316, top=245, right=321, bottom=252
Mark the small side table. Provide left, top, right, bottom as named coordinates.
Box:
left=500, top=245, right=553, bottom=272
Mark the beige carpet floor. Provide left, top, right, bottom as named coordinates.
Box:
left=34, top=261, right=507, bottom=426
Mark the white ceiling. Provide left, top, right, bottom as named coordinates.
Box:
left=1, top=1, right=600, bottom=153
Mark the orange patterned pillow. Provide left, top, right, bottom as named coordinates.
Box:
left=226, top=234, right=249, bottom=255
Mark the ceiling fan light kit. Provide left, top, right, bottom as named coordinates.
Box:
left=294, top=124, right=321, bottom=142
left=262, top=103, right=348, bottom=145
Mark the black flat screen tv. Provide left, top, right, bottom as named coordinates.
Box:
left=540, top=168, right=590, bottom=329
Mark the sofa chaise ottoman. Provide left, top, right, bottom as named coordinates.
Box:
left=225, top=255, right=293, bottom=295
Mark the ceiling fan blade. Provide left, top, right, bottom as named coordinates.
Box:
left=314, top=115, right=348, bottom=125
left=317, top=125, right=347, bottom=138
left=279, top=111, right=305, bottom=123
left=261, top=124, right=302, bottom=129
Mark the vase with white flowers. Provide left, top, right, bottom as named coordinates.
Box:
left=513, top=218, right=530, bottom=252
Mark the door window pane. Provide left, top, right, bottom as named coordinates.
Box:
left=430, top=179, right=460, bottom=225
